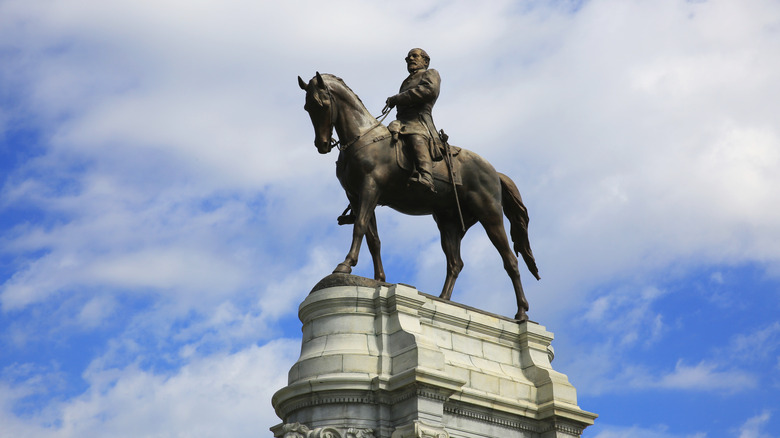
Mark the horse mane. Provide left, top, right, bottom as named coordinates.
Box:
left=321, top=73, right=368, bottom=111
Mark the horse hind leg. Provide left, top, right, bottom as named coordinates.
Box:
left=481, top=213, right=529, bottom=322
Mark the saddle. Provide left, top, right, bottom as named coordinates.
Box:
left=388, top=122, right=462, bottom=185
left=336, top=126, right=464, bottom=226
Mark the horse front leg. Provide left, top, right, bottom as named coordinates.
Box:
left=333, top=186, right=380, bottom=275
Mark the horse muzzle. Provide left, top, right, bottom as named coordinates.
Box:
left=315, top=139, right=332, bottom=154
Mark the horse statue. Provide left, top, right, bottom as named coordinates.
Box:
left=298, top=72, right=540, bottom=321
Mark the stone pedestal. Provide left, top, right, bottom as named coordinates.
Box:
left=271, top=274, right=596, bottom=438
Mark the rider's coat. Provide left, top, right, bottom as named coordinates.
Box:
left=393, top=68, right=444, bottom=161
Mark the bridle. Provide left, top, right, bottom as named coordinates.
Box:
left=318, top=80, right=340, bottom=152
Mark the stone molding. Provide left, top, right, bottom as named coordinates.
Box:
left=442, top=403, right=585, bottom=436
left=443, top=404, right=538, bottom=433
left=540, top=422, right=585, bottom=436
left=279, top=391, right=375, bottom=417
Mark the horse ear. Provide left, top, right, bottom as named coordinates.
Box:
left=298, top=76, right=307, bottom=90
left=315, top=71, right=325, bottom=88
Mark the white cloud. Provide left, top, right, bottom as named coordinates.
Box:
left=564, top=348, right=757, bottom=396
left=731, top=322, right=780, bottom=355
left=561, top=294, right=776, bottom=396
left=76, top=294, right=117, bottom=328
left=591, top=424, right=707, bottom=438
left=0, top=339, right=299, bottom=438
left=655, top=360, right=756, bottom=392
left=577, top=285, right=669, bottom=348
left=738, top=410, right=772, bottom=438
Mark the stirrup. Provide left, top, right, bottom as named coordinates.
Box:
left=337, top=206, right=355, bottom=225
left=409, top=173, right=436, bottom=193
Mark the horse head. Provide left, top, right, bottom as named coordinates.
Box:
left=298, top=72, right=336, bottom=154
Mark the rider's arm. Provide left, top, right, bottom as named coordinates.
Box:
left=388, top=69, right=441, bottom=107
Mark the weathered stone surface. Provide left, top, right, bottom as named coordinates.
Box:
left=272, top=274, right=596, bottom=438
left=310, top=273, right=389, bottom=294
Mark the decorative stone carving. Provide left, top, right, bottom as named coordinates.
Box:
left=277, top=423, right=375, bottom=438
left=310, top=428, right=342, bottom=438
left=281, top=422, right=312, bottom=438
left=346, top=428, right=376, bottom=438
left=391, top=421, right=448, bottom=438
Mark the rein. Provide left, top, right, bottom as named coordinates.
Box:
left=337, top=121, right=387, bottom=152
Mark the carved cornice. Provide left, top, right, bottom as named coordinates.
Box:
left=278, top=391, right=377, bottom=418
left=443, top=404, right=539, bottom=433
left=443, top=403, right=585, bottom=436
left=539, top=421, right=586, bottom=436
left=278, top=383, right=454, bottom=419
left=383, top=383, right=452, bottom=405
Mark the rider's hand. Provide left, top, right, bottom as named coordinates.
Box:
left=385, top=96, right=397, bottom=108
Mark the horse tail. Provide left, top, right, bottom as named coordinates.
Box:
left=499, top=172, right=541, bottom=280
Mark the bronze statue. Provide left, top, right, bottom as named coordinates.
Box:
left=298, top=54, right=540, bottom=321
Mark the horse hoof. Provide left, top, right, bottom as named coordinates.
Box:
left=514, top=311, right=528, bottom=323
left=333, top=263, right=352, bottom=274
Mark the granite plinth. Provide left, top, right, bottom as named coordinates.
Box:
left=271, top=274, right=596, bottom=438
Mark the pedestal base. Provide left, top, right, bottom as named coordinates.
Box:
left=271, top=274, right=596, bottom=438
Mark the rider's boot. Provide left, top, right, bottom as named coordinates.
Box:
left=409, top=137, right=436, bottom=193
left=417, top=166, right=436, bottom=193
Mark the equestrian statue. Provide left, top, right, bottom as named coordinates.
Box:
left=298, top=48, right=540, bottom=321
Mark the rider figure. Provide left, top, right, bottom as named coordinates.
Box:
left=386, top=48, right=444, bottom=193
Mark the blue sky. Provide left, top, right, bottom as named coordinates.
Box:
left=1, top=0, right=779, bottom=437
